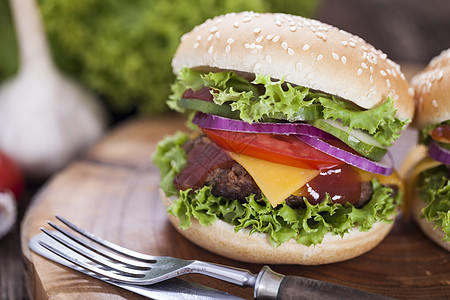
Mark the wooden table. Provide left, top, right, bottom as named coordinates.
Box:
left=17, top=116, right=450, bottom=299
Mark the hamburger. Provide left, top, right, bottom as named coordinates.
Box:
left=154, top=12, right=414, bottom=264
left=408, top=49, right=450, bottom=252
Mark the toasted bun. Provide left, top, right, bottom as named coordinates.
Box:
left=411, top=192, right=450, bottom=252
left=161, top=190, right=393, bottom=265
left=172, top=12, right=414, bottom=120
left=411, top=49, right=450, bottom=128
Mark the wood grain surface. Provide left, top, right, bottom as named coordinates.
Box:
left=21, top=117, right=450, bottom=299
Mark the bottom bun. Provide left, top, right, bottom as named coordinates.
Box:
left=161, top=191, right=394, bottom=265
left=411, top=193, right=450, bottom=252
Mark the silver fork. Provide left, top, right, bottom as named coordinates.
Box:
left=40, top=216, right=394, bottom=300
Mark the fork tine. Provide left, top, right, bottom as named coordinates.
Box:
left=40, top=228, right=146, bottom=276
left=46, top=221, right=152, bottom=270
left=38, top=240, right=145, bottom=283
left=56, top=215, right=155, bottom=263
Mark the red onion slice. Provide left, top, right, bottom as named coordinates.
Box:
left=428, top=141, right=450, bottom=165
left=193, top=112, right=393, bottom=175
left=297, top=135, right=394, bottom=176
left=193, top=112, right=335, bottom=140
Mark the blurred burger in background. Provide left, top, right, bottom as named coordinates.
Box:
left=154, top=12, right=415, bottom=264
left=407, top=49, right=450, bottom=252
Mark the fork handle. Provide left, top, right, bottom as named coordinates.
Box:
left=254, top=266, right=394, bottom=300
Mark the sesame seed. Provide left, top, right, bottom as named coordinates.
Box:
left=193, top=42, right=200, bottom=49
left=243, top=16, right=252, bottom=23
left=288, top=48, right=295, bottom=56
left=370, top=75, right=374, bottom=83
left=315, top=32, right=327, bottom=41
left=266, top=34, right=274, bottom=40
left=208, top=46, right=214, bottom=54
left=341, top=56, right=347, bottom=64
left=215, top=32, right=220, bottom=39
left=386, top=79, right=391, bottom=88
left=227, top=38, right=234, bottom=44
left=392, top=68, right=397, bottom=77
left=357, top=68, right=363, bottom=76
left=363, top=52, right=367, bottom=59
left=210, top=26, right=218, bottom=33
left=256, top=36, right=263, bottom=43
left=290, top=26, right=297, bottom=32
left=296, top=61, right=303, bottom=70
left=370, top=66, right=374, bottom=73
left=266, top=55, right=272, bottom=63
left=341, top=41, right=348, bottom=46
left=432, top=99, right=438, bottom=107
left=332, top=52, right=339, bottom=60
left=361, top=62, right=368, bottom=69
left=196, top=35, right=202, bottom=41
left=282, top=42, right=288, bottom=50
left=225, top=45, right=231, bottom=53
left=275, top=20, right=282, bottom=26
left=207, top=34, right=213, bottom=41
left=255, top=63, right=261, bottom=70
left=349, top=41, right=356, bottom=47
left=254, top=27, right=262, bottom=34
left=367, top=53, right=377, bottom=64
left=233, top=22, right=240, bottom=28
left=408, top=87, right=415, bottom=96
left=361, top=45, right=368, bottom=51
left=303, top=44, right=310, bottom=51
left=437, top=70, right=444, bottom=80
left=273, top=36, right=280, bottom=42
left=317, top=54, right=323, bottom=61
left=380, top=70, right=387, bottom=76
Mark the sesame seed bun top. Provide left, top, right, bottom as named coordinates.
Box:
left=172, top=11, right=414, bottom=120
left=411, top=49, right=450, bottom=128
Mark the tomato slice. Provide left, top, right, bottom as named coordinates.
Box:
left=431, top=124, right=450, bottom=144
left=202, top=128, right=344, bottom=170
left=0, top=151, right=24, bottom=199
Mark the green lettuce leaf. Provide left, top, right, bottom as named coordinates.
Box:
left=155, top=133, right=400, bottom=247
left=168, top=68, right=409, bottom=147
left=417, top=165, right=450, bottom=241
left=152, top=132, right=188, bottom=196
left=167, top=181, right=399, bottom=247
left=319, top=97, right=409, bottom=146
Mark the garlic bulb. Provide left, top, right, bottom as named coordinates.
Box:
left=0, top=0, right=107, bottom=178
left=0, top=66, right=107, bottom=178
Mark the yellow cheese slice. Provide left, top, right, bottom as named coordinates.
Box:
left=356, top=168, right=404, bottom=193
left=228, top=152, right=320, bottom=207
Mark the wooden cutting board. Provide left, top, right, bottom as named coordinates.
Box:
left=21, top=117, right=450, bottom=299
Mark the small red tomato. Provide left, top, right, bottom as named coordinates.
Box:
left=0, top=150, right=24, bottom=200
